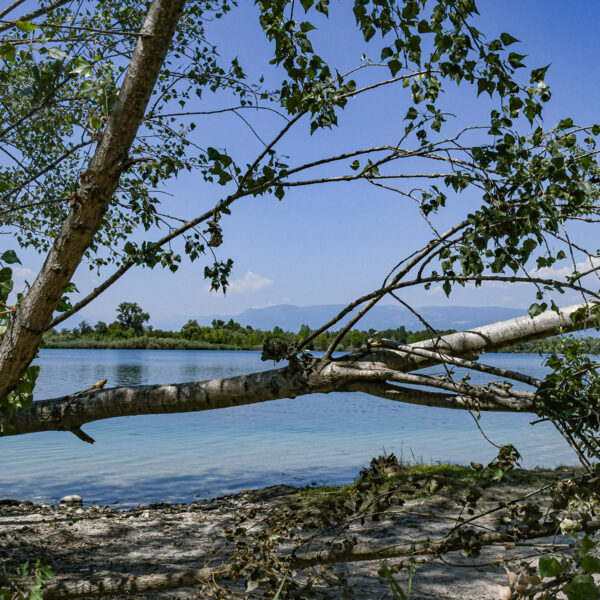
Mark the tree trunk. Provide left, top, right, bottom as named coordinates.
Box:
left=2, top=302, right=596, bottom=440
left=0, top=0, right=186, bottom=402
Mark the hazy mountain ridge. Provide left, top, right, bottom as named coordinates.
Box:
left=153, top=304, right=527, bottom=332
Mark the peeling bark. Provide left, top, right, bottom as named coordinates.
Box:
left=6, top=366, right=320, bottom=439
left=348, top=302, right=598, bottom=373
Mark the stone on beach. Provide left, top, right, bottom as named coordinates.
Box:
left=60, top=494, right=83, bottom=505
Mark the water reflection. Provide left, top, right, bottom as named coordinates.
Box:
left=114, top=364, right=145, bottom=386
left=180, top=364, right=204, bottom=381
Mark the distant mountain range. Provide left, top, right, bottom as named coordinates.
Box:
left=153, top=304, right=528, bottom=333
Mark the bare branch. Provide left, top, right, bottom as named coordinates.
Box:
left=0, top=0, right=26, bottom=22
left=0, top=0, right=71, bottom=34
left=373, top=340, right=543, bottom=387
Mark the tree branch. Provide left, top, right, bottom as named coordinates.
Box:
left=0, top=0, right=71, bottom=34
left=373, top=340, right=543, bottom=387
left=5, top=302, right=598, bottom=438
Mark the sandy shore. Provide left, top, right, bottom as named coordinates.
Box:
left=1, top=466, right=576, bottom=600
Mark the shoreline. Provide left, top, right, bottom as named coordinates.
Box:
left=0, top=463, right=575, bottom=510
left=1, top=465, right=574, bottom=599
left=42, top=339, right=600, bottom=353
left=39, top=342, right=578, bottom=354
left=1, top=462, right=574, bottom=511
left=43, top=339, right=262, bottom=351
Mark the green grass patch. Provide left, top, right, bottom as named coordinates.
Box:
left=295, top=462, right=478, bottom=506
left=294, top=463, right=571, bottom=508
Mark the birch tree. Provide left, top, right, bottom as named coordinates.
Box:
left=0, top=0, right=598, bottom=422
left=1, top=2, right=600, bottom=596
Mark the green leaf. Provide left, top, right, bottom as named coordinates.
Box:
left=47, top=47, right=70, bottom=60
left=364, top=24, right=376, bottom=41
left=507, top=52, right=527, bottom=69
left=0, top=275, right=12, bottom=302
left=0, top=43, right=16, bottom=64
left=538, top=555, right=563, bottom=579
left=55, top=297, right=73, bottom=313
left=522, top=238, right=537, bottom=254
left=77, top=80, right=96, bottom=99
left=300, top=22, right=316, bottom=33
left=349, top=159, right=360, bottom=171
left=315, top=0, right=328, bottom=15
left=528, top=302, right=546, bottom=318
left=582, top=556, right=600, bottom=574
left=508, top=96, right=523, bottom=116
left=27, top=587, right=45, bottom=600
left=1, top=250, right=20, bottom=265
left=417, top=19, right=431, bottom=33
left=207, top=147, right=220, bottom=161
left=405, top=107, right=418, bottom=120
left=388, top=58, right=402, bottom=76
left=70, top=57, right=93, bottom=77
left=0, top=267, right=12, bottom=283
left=580, top=535, right=599, bottom=558
left=530, top=64, right=550, bottom=83
left=499, top=33, right=519, bottom=46
left=563, top=574, right=599, bottom=600
left=16, top=20, right=37, bottom=32
left=64, top=282, right=79, bottom=294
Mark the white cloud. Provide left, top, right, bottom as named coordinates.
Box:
left=206, top=271, right=274, bottom=295
left=13, top=266, right=35, bottom=279
left=533, top=257, right=600, bottom=283
left=10, top=266, right=36, bottom=294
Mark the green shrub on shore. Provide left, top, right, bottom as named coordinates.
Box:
left=504, top=335, right=600, bottom=354
left=43, top=336, right=258, bottom=351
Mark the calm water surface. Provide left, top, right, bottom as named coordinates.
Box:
left=0, top=350, right=573, bottom=506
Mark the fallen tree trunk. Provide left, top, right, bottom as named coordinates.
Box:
left=1, top=302, right=597, bottom=440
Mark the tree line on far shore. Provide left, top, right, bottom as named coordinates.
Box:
left=43, top=302, right=600, bottom=354
left=44, top=302, right=458, bottom=351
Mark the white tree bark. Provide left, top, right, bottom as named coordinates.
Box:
left=2, top=302, right=596, bottom=441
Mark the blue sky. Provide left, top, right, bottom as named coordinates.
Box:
left=10, top=1, right=600, bottom=328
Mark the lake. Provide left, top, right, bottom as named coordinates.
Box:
left=0, top=349, right=572, bottom=507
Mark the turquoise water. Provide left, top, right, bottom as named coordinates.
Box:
left=0, top=350, right=572, bottom=506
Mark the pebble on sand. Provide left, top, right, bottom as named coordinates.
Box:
left=60, top=495, right=83, bottom=505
